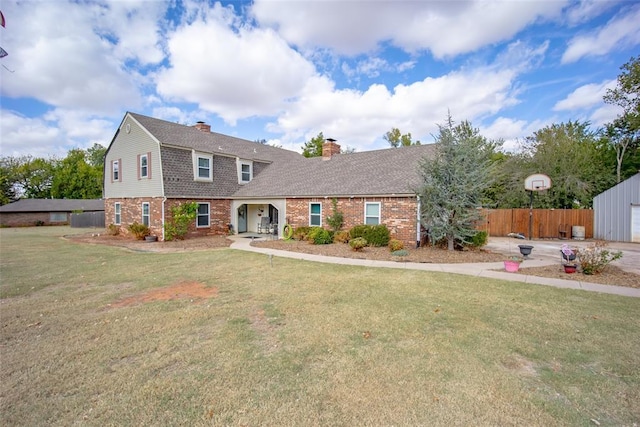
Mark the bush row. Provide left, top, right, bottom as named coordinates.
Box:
left=292, top=224, right=392, bottom=248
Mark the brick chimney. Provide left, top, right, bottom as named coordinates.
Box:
left=194, top=121, right=211, bottom=133
left=322, top=138, right=341, bottom=159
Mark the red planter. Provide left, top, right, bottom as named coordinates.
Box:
left=564, top=264, right=577, bottom=274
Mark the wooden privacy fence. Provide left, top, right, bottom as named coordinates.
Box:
left=477, top=209, right=594, bottom=239
left=71, top=211, right=105, bottom=228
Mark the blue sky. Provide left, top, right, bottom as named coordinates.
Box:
left=0, top=0, right=638, bottom=158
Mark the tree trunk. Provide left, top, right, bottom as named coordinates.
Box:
left=447, top=236, right=454, bottom=251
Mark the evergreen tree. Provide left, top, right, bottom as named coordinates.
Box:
left=417, top=116, right=494, bottom=251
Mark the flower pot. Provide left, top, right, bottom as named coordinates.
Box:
left=563, top=264, right=577, bottom=274
left=518, top=245, right=533, bottom=259
left=504, top=260, right=521, bottom=273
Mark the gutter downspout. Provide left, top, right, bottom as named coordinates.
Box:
left=416, top=195, right=421, bottom=248
left=161, top=197, right=167, bottom=241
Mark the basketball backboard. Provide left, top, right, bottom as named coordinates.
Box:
left=524, top=174, right=551, bottom=191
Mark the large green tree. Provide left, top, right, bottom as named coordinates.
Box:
left=417, top=117, right=495, bottom=251
left=301, top=132, right=325, bottom=158
left=384, top=127, right=420, bottom=147
left=8, top=156, right=57, bottom=199
left=603, top=56, right=640, bottom=183
left=520, top=121, right=614, bottom=208
left=0, top=158, right=18, bottom=205
left=51, top=149, right=103, bottom=199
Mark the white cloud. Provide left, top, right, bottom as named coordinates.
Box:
left=564, top=0, right=618, bottom=26
left=269, top=65, right=522, bottom=153
left=155, top=3, right=316, bottom=125
left=0, top=111, right=63, bottom=158
left=251, top=0, right=565, bottom=58
left=553, top=80, right=616, bottom=111
left=481, top=116, right=548, bottom=152
left=562, top=4, right=640, bottom=63
left=0, top=108, right=116, bottom=159
left=0, top=1, right=154, bottom=114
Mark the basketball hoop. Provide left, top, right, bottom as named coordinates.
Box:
left=524, top=174, right=552, bottom=240
left=524, top=174, right=551, bottom=192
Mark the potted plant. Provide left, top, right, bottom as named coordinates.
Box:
left=504, top=256, right=523, bottom=272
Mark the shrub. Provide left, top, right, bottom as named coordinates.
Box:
left=293, top=226, right=312, bottom=241
left=128, top=222, right=150, bottom=240
left=326, top=198, right=344, bottom=233
left=165, top=202, right=198, bottom=241
left=349, top=237, right=367, bottom=251
left=388, top=239, right=404, bottom=252
left=469, top=230, right=488, bottom=248
left=349, top=225, right=369, bottom=240
left=348, top=224, right=390, bottom=247
left=366, top=224, right=390, bottom=247
left=308, top=227, right=333, bottom=245
left=391, top=249, right=409, bottom=257
left=333, top=230, right=350, bottom=243
left=107, top=224, right=120, bottom=236
left=577, top=241, right=623, bottom=275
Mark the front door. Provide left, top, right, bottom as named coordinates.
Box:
left=238, top=204, right=247, bottom=233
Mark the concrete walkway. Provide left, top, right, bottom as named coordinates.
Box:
left=229, top=235, right=640, bottom=298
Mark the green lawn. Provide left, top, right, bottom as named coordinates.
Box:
left=1, top=227, right=639, bottom=426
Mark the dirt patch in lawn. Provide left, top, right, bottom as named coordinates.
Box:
left=109, top=281, right=218, bottom=308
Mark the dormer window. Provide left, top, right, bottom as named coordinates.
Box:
left=237, top=159, right=253, bottom=184
left=193, top=152, right=213, bottom=182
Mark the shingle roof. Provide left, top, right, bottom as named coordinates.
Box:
left=126, top=112, right=437, bottom=199
left=0, top=199, right=105, bottom=213
left=232, top=144, right=437, bottom=198
left=129, top=112, right=303, bottom=164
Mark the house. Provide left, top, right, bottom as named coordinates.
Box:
left=103, top=112, right=436, bottom=245
left=0, top=199, right=104, bottom=227
left=593, top=173, right=640, bottom=243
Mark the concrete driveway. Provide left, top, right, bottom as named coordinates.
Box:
left=484, top=237, right=640, bottom=275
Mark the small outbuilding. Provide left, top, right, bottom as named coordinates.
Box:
left=0, top=199, right=104, bottom=227
left=593, top=173, right=640, bottom=243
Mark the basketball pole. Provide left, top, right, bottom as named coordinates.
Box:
left=529, top=190, right=533, bottom=240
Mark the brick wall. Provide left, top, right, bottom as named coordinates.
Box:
left=106, top=197, right=231, bottom=240
left=285, top=196, right=419, bottom=245
left=0, top=212, right=68, bottom=227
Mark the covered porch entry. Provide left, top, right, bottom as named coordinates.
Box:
left=230, top=199, right=286, bottom=237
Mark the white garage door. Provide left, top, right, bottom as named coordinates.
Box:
left=632, top=205, right=640, bottom=243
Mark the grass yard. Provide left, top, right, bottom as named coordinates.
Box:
left=1, top=227, right=639, bottom=426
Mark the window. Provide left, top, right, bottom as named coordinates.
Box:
left=365, top=202, right=380, bottom=225
left=237, top=159, right=253, bottom=183
left=241, top=163, right=251, bottom=182
left=193, top=152, right=213, bottom=181
left=50, top=212, right=67, bottom=223
left=114, top=202, right=121, bottom=225
left=309, top=202, right=322, bottom=226
left=112, top=159, right=120, bottom=182
left=197, top=203, right=210, bottom=228
left=142, top=202, right=150, bottom=227
left=139, top=154, right=149, bottom=179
